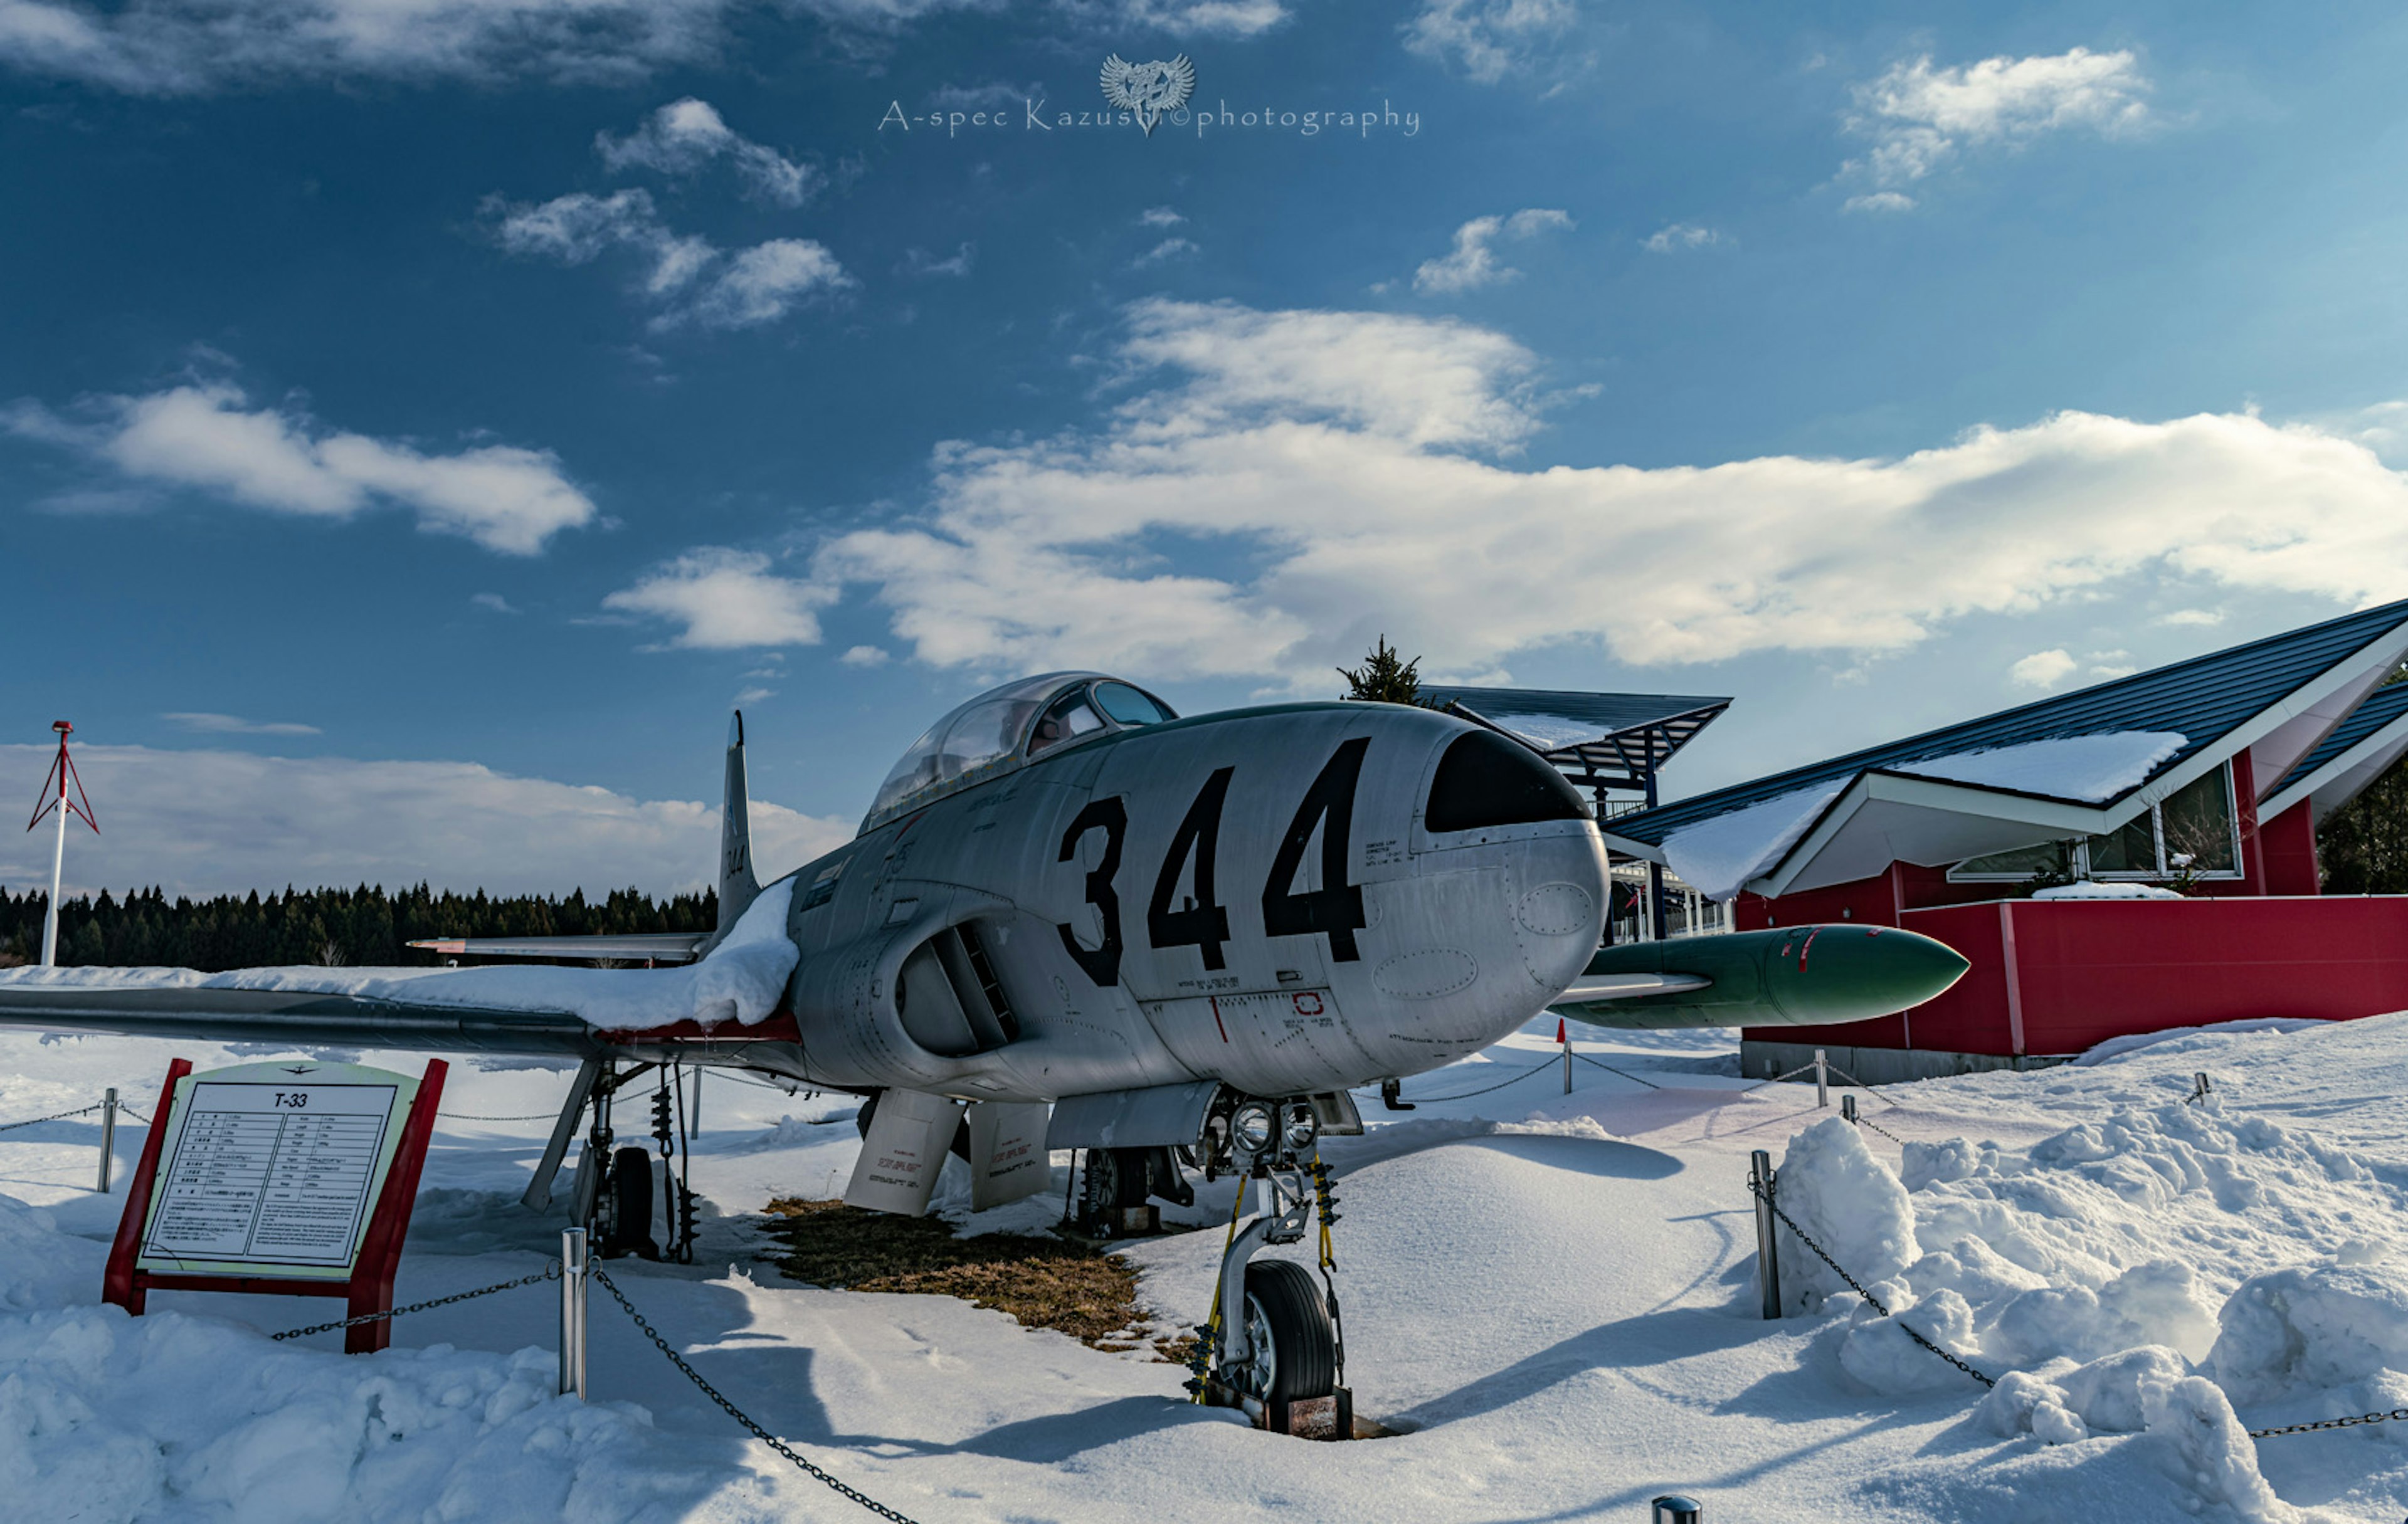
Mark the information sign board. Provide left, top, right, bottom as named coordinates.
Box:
left=136, top=1061, right=416, bottom=1278
left=105, top=1056, right=446, bottom=1353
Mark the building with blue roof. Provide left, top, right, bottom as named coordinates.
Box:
left=1594, top=599, right=2408, bottom=1081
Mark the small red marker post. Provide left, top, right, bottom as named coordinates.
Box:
left=1558, top=1017, right=1571, bottom=1094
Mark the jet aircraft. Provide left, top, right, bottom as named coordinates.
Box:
left=0, top=673, right=1967, bottom=1418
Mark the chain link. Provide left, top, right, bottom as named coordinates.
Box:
left=1748, top=1177, right=1995, bottom=1389
left=269, top=1261, right=561, bottom=1341
left=2246, top=1406, right=2408, bottom=1440
left=0, top=1100, right=105, bottom=1132
left=589, top=1264, right=927, bottom=1524
left=1570, top=1050, right=1664, bottom=1090
left=1854, top=1113, right=1908, bottom=1147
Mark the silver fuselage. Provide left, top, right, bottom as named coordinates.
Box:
left=764, top=701, right=1609, bottom=1103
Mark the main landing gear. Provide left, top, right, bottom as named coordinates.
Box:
left=564, top=1061, right=702, bottom=1263
left=1184, top=1093, right=1357, bottom=1440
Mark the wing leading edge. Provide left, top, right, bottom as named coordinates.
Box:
left=0, top=982, right=604, bottom=1055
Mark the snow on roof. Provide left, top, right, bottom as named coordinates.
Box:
left=1482, top=712, right=1608, bottom=751
left=2031, top=880, right=2185, bottom=900
left=1660, top=779, right=1848, bottom=901
left=1890, top=731, right=2188, bottom=803
left=0, top=876, right=798, bottom=1031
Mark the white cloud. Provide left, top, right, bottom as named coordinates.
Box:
left=2009, top=649, right=2078, bottom=688
left=471, top=592, right=520, bottom=614
left=488, top=192, right=848, bottom=329
left=1842, top=191, right=1916, bottom=214
left=1844, top=47, right=2151, bottom=199
left=162, top=712, right=321, bottom=736
left=1403, top=0, right=1576, bottom=83
left=0, top=743, right=852, bottom=898
left=1412, top=208, right=1572, bottom=295
left=2157, top=607, right=2224, bottom=628
left=596, top=98, right=818, bottom=207
left=684, top=239, right=851, bottom=330
left=901, top=243, right=975, bottom=278
left=732, top=685, right=775, bottom=705
left=1132, top=236, right=1196, bottom=268
left=799, top=298, right=2408, bottom=688
left=0, top=0, right=1000, bottom=93
left=2, top=382, right=593, bottom=554
left=1138, top=206, right=1186, bottom=228
left=603, top=547, right=835, bottom=648
left=839, top=644, right=890, bottom=667
left=1114, top=0, right=1286, bottom=38
left=1642, top=223, right=1723, bottom=253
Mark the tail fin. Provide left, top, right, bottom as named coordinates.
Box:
left=719, top=711, right=761, bottom=932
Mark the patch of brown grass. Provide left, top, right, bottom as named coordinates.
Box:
left=760, top=1197, right=1190, bottom=1357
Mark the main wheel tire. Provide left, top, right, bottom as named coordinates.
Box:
left=608, top=1145, right=660, bottom=1260
left=1230, top=1259, right=1336, bottom=1404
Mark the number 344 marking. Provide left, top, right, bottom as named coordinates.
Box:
left=1056, top=738, right=1370, bottom=987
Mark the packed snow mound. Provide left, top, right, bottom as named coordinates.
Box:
left=0, top=878, right=798, bottom=1031
left=1891, top=730, right=2187, bottom=802
left=2034, top=880, right=2186, bottom=900
left=1660, top=780, right=1847, bottom=900
left=1772, top=1094, right=2408, bottom=1520
left=0, top=1196, right=722, bottom=1524
left=2211, top=1253, right=2408, bottom=1404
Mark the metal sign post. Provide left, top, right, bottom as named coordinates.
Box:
left=560, top=1227, right=588, bottom=1399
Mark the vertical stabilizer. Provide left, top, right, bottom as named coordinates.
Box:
left=719, top=711, right=761, bottom=933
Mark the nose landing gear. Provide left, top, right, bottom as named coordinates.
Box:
left=1186, top=1096, right=1358, bottom=1440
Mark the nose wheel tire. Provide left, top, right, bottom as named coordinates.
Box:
left=1227, top=1259, right=1336, bottom=1405
left=604, top=1144, right=660, bottom=1260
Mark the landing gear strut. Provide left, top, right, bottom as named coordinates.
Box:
left=563, top=1060, right=702, bottom=1261
left=1186, top=1093, right=1354, bottom=1439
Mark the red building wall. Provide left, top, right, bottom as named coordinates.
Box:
left=1732, top=772, right=2402, bottom=1059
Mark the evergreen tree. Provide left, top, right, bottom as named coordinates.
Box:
left=1338, top=636, right=1430, bottom=706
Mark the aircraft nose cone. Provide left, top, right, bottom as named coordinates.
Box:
left=1774, top=925, right=1970, bottom=1023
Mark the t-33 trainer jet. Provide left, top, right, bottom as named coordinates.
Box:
left=0, top=673, right=1965, bottom=1416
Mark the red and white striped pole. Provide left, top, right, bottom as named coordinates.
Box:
left=27, top=721, right=98, bottom=968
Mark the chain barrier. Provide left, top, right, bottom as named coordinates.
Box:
left=589, top=1264, right=927, bottom=1524
left=1746, top=1177, right=1995, bottom=1390
left=2246, top=1406, right=2408, bottom=1441
left=1570, top=1050, right=1664, bottom=1090
left=269, top=1260, right=561, bottom=1342
left=1391, top=1053, right=1561, bottom=1103
left=1740, top=1060, right=1825, bottom=1094
left=0, top=1100, right=104, bottom=1133
left=440, top=1110, right=561, bottom=1122
left=1854, top=1113, right=1909, bottom=1147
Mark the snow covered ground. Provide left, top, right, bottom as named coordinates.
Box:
left=6, top=1011, right=2408, bottom=1521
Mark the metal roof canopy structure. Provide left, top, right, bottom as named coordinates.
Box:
left=1603, top=597, right=2408, bottom=901
left=1420, top=686, right=1731, bottom=801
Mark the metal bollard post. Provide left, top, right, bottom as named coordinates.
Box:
left=2194, top=1071, right=2211, bottom=1102
left=1814, top=1049, right=1829, bottom=1109
left=1652, top=1496, right=1704, bottom=1524
left=1750, top=1148, right=1780, bottom=1320
left=1840, top=1094, right=1857, bottom=1125
left=560, top=1227, right=588, bottom=1400
left=96, top=1088, right=117, bottom=1193
left=1563, top=1039, right=1573, bottom=1095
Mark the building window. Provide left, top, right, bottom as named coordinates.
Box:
left=1948, top=764, right=2242, bottom=883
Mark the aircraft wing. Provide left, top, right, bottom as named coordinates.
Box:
left=404, top=933, right=707, bottom=964
left=0, top=980, right=604, bottom=1054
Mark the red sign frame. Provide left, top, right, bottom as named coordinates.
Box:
left=102, top=1057, right=448, bottom=1353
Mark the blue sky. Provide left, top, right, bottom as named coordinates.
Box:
left=7, top=0, right=2408, bottom=896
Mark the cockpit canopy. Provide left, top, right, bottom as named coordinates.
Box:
left=861, top=672, right=1178, bottom=834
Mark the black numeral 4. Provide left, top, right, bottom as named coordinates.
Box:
left=1262, top=737, right=1370, bottom=963
left=1148, top=766, right=1235, bottom=970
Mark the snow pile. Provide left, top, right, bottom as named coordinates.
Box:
left=0, top=878, right=798, bottom=1031
left=1893, top=730, right=2187, bottom=802
left=0, top=1195, right=722, bottom=1523
left=2034, top=880, right=2185, bottom=901
left=1772, top=1096, right=2408, bottom=1520
left=1659, top=780, right=1847, bottom=900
